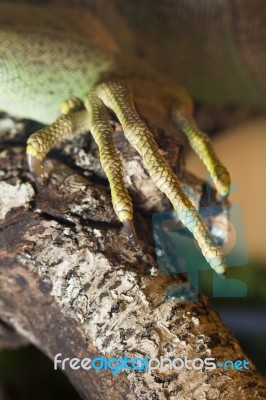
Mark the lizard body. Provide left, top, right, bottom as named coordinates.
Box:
left=0, top=3, right=157, bottom=123
left=2, top=1, right=257, bottom=276
left=2, top=0, right=264, bottom=106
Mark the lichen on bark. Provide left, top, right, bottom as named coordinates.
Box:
left=0, top=117, right=265, bottom=400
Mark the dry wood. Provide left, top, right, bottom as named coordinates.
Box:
left=0, top=118, right=265, bottom=399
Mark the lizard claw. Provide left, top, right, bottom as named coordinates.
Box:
left=27, top=153, right=44, bottom=183
left=219, top=271, right=228, bottom=279
left=123, top=219, right=139, bottom=247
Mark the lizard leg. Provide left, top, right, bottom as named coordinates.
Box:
left=84, top=92, right=137, bottom=245
left=27, top=98, right=89, bottom=180
left=26, top=94, right=137, bottom=243
left=86, top=81, right=227, bottom=277
left=172, top=107, right=231, bottom=198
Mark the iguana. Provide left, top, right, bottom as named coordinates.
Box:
left=1, top=0, right=264, bottom=277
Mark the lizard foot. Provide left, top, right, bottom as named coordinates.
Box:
left=26, top=81, right=230, bottom=277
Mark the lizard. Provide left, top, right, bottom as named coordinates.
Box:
left=2, top=0, right=262, bottom=278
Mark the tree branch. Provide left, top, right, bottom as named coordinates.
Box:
left=0, top=118, right=265, bottom=399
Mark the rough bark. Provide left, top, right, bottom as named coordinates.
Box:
left=0, top=116, right=265, bottom=400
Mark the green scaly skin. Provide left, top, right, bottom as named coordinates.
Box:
left=0, top=2, right=231, bottom=276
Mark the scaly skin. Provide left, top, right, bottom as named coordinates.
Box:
left=0, top=2, right=231, bottom=276
left=93, top=81, right=228, bottom=276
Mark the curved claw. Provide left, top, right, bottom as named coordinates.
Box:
left=219, top=270, right=228, bottom=279
left=123, top=219, right=139, bottom=247
left=27, top=153, right=44, bottom=183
